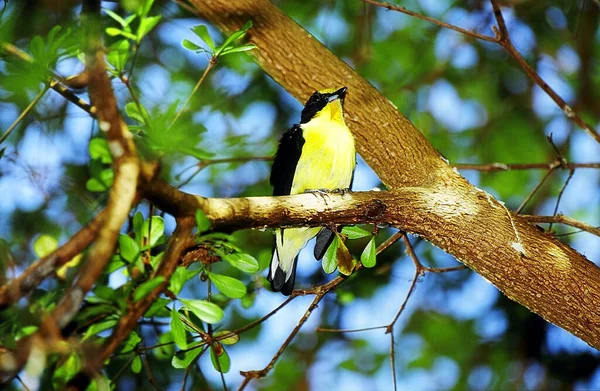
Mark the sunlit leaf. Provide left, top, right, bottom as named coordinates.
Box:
left=180, top=299, right=223, bottom=324
left=89, top=138, right=112, bottom=164
left=191, top=25, right=215, bottom=52
left=181, top=39, right=204, bottom=52
left=223, top=253, right=259, bottom=274
left=341, top=226, right=371, bottom=239
left=195, top=209, right=211, bottom=233
left=220, top=44, right=257, bottom=56
left=171, top=308, right=187, bottom=349
left=119, top=234, right=139, bottom=263
left=322, top=235, right=339, bottom=274
left=171, top=347, right=202, bottom=369
left=208, top=273, right=247, bottom=299
left=141, top=216, right=164, bottom=248
left=169, top=266, right=187, bottom=296
left=360, top=237, right=377, bottom=268
left=131, top=356, right=142, bottom=374
left=137, top=15, right=161, bottom=42
left=213, top=330, right=239, bottom=345
left=33, top=235, right=57, bottom=258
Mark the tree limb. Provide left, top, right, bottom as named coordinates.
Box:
left=183, top=0, right=600, bottom=350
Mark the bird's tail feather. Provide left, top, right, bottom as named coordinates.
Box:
left=268, top=249, right=298, bottom=296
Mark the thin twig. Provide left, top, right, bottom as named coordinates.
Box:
left=361, top=0, right=497, bottom=43
left=389, top=331, right=397, bottom=391
left=453, top=162, right=600, bottom=171
left=316, top=325, right=387, bottom=333
left=521, top=214, right=600, bottom=237
left=141, top=351, right=162, bottom=391
left=0, top=85, right=49, bottom=144
left=170, top=57, right=217, bottom=128
left=489, top=0, right=600, bottom=144
left=516, top=164, right=558, bottom=213
left=550, top=169, right=575, bottom=230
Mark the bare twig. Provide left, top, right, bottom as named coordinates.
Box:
left=550, top=169, right=575, bottom=230
left=521, top=214, right=600, bottom=237
left=170, top=57, right=217, bottom=128
left=0, top=85, right=49, bottom=145
left=489, top=0, right=600, bottom=143
left=453, top=162, right=600, bottom=171
left=516, top=164, right=558, bottom=213
left=362, top=0, right=497, bottom=43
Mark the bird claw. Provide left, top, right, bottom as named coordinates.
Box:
left=304, top=189, right=331, bottom=204
left=330, top=188, right=352, bottom=195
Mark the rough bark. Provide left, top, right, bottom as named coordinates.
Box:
left=184, top=0, right=600, bottom=349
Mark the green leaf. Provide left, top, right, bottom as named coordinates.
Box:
left=208, top=273, right=247, bottom=299
left=118, top=234, right=139, bottom=263
left=220, top=44, right=257, bottom=56
left=52, top=354, right=81, bottom=386
left=133, top=211, right=144, bottom=243
left=104, top=9, right=128, bottom=27
left=105, top=27, right=124, bottom=37
left=181, top=39, right=205, bottom=52
left=171, top=347, right=202, bottom=369
left=336, top=236, right=355, bottom=276
left=178, top=146, right=215, bottom=160
left=169, top=266, right=187, bottom=296
left=223, top=253, right=259, bottom=274
left=137, top=15, right=161, bottom=42
left=89, top=138, right=112, bottom=164
left=137, top=0, right=155, bottom=17
left=125, top=102, right=148, bottom=124
left=119, top=331, right=142, bottom=353
left=215, top=20, right=253, bottom=56
left=191, top=25, right=215, bottom=52
left=141, top=216, right=164, bottom=248
left=106, top=39, right=130, bottom=72
left=83, top=318, right=117, bottom=341
left=144, top=297, right=170, bottom=318
left=171, top=308, right=187, bottom=349
left=33, top=235, right=58, bottom=258
left=133, top=276, right=165, bottom=303
left=213, top=330, right=239, bottom=345
left=154, top=332, right=174, bottom=360
left=210, top=343, right=230, bottom=373
left=322, top=235, right=339, bottom=274
left=131, top=356, right=142, bottom=374
left=341, top=226, right=371, bottom=239
left=195, top=209, right=211, bottom=233
left=360, top=237, right=377, bottom=268
left=180, top=299, right=224, bottom=324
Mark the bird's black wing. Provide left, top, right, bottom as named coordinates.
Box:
left=270, top=124, right=304, bottom=196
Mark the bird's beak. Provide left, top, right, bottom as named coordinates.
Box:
left=328, top=86, right=348, bottom=102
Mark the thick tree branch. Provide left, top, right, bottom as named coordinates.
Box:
left=181, top=0, right=600, bottom=350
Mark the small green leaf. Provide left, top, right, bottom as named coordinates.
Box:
left=106, top=39, right=130, bottom=72
left=154, top=332, right=174, bottom=360
left=137, top=15, right=161, bottom=42
left=220, top=44, right=257, bottom=56
left=131, top=356, right=142, bottom=373
left=89, top=138, right=112, bottom=164
left=210, top=343, right=230, bottom=373
left=141, top=216, right=164, bottom=248
left=118, top=234, right=139, bottom=263
left=178, top=146, right=214, bottom=160
left=83, top=318, right=117, bottom=341
left=209, top=273, right=246, bottom=299
left=171, top=308, right=187, bottom=349
left=104, top=9, right=128, bottom=27
left=180, top=299, right=224, bottom=324
left=171, top=347, right=202, bottom=369
left=216, top=20, right=253, bottom=56
left=105, top=27, right=124, bottom=36
left=191, top=25, right=215, bottom=52
left=223, top=253, right=259, bottom=274
left=169, top=266, right=187, bottom=296
left=33, top=235, right=58, bottom=258
left=181, top=39, right=204, bottom=52
left=213, top=330, right=239, bottom=345
left=125, top=101, right=148, bottom=124
left=133, top=276, right=165, bottom=303
left=322, top=235, right=339, bottom=274
left=119, top=331, right=142, bottom=353
left=336, top=236, right=355, bottom=276
left=144, top=297, right=170, bottom=318
left=360, top=237, right=377, bottom=268
left=195, top=209, right=211, bottom=233
left=133, top=211, right=144, bottom=243
left=341, top=226, right=371, bottom=239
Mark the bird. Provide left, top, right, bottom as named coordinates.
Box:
left=268, top=87, right=356, bottom=295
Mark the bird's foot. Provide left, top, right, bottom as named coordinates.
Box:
left=304, top=189, right=331, bottom=204
left=330, top=188, right=353, bottom=195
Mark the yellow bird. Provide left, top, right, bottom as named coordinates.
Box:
left=268, top=87, right=356, bottom=295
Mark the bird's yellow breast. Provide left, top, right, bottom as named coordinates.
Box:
left=290, top=102, right=356, bottom=194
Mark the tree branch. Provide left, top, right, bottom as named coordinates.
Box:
left=169, top=0, right=600, bottom=350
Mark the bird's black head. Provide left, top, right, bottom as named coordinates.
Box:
left=300, top=86, right=348, bottom=124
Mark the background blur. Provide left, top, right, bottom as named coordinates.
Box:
left=1, top=0, right=600, bottom=389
